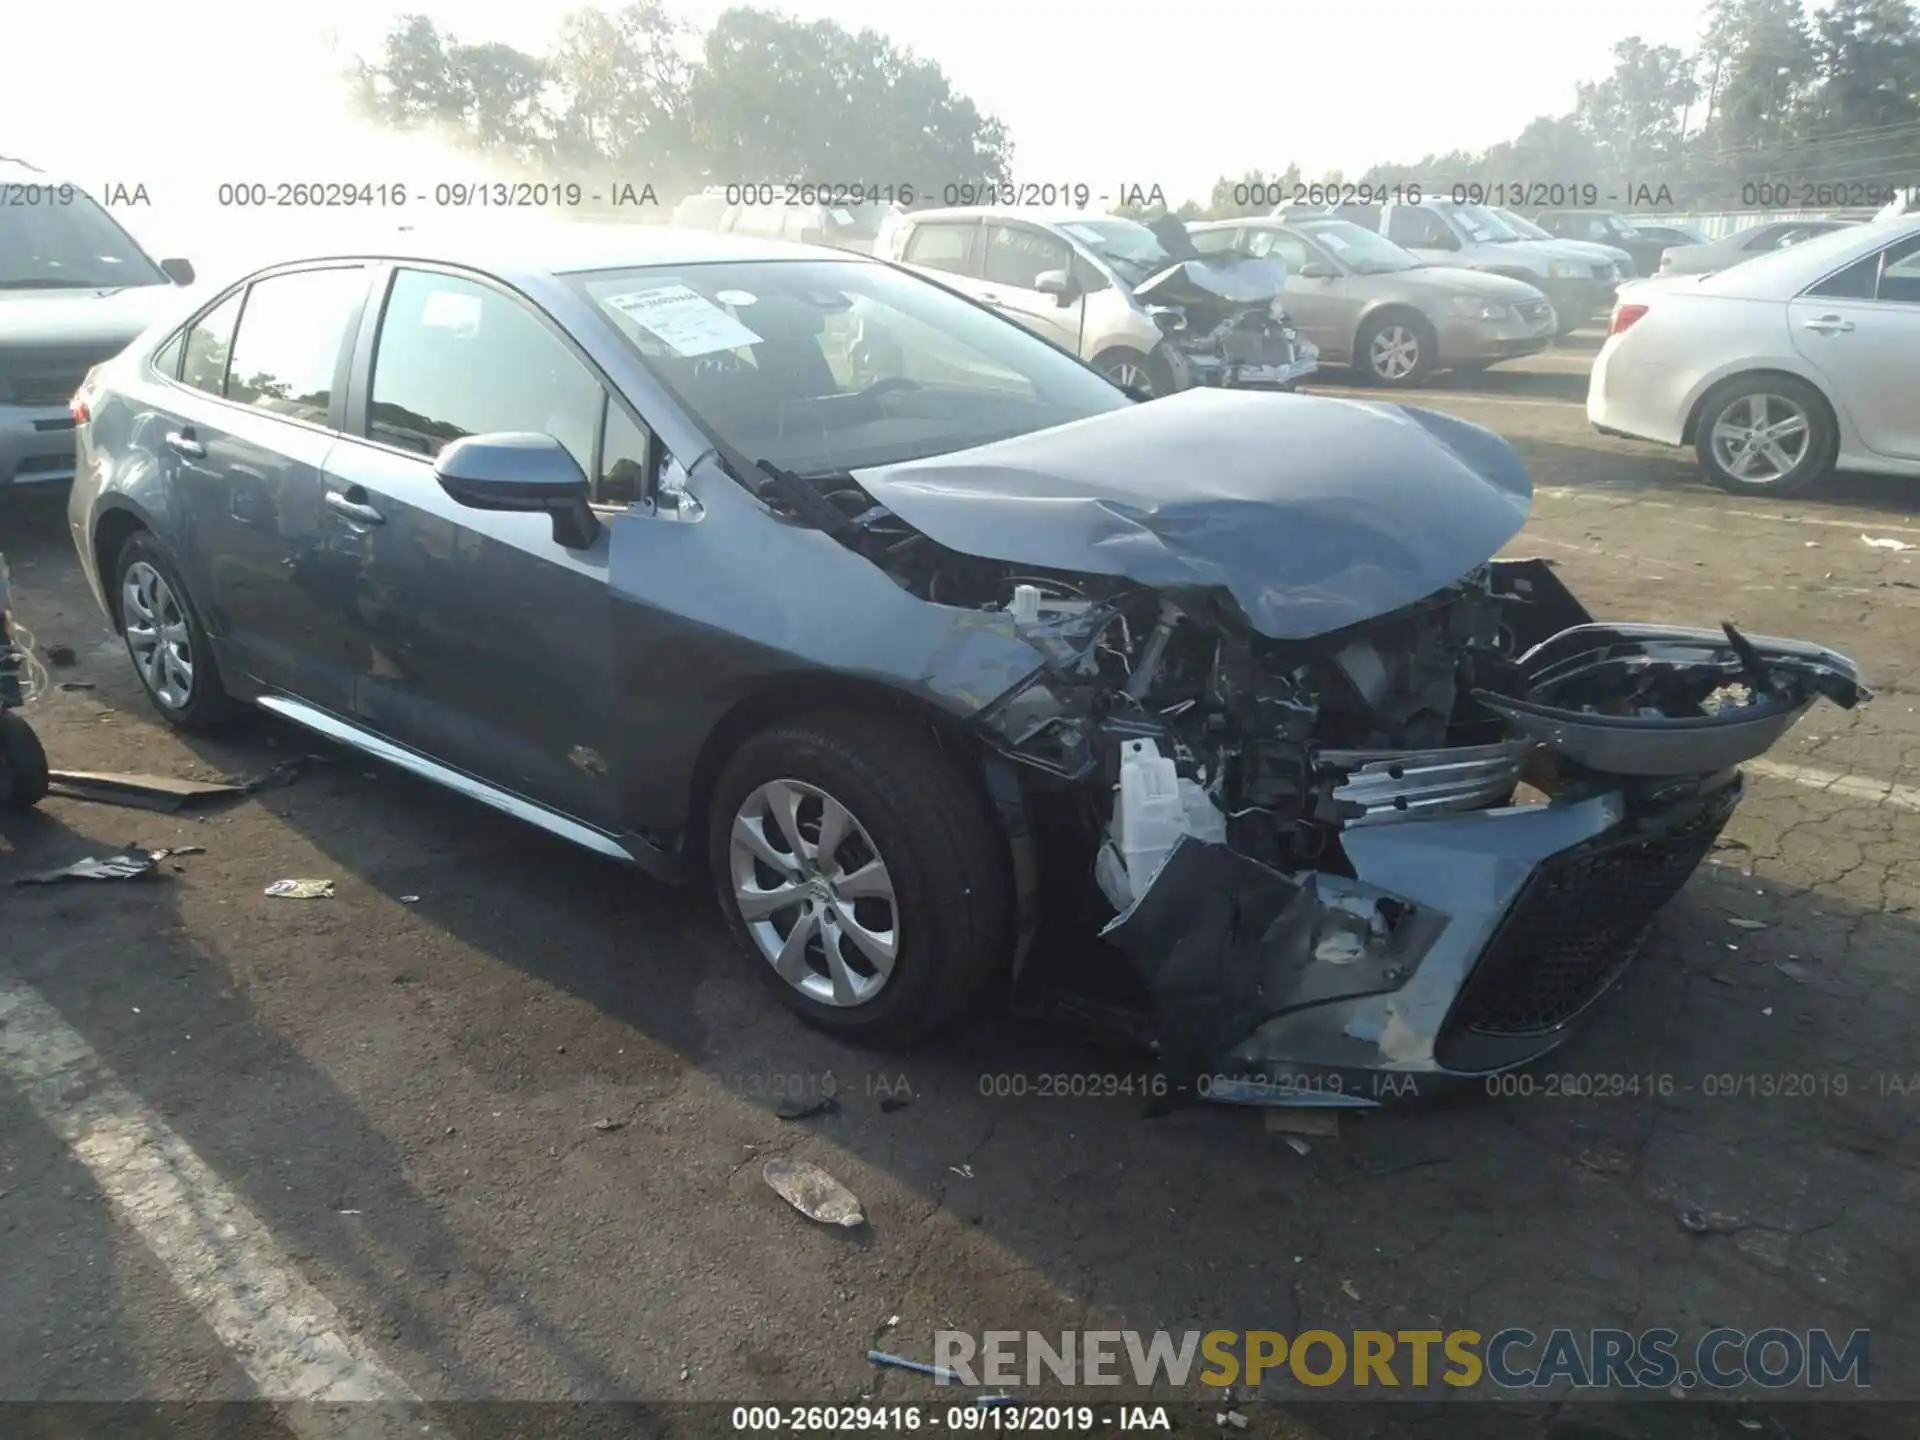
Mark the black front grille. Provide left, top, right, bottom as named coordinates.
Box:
left=1448, top=785, right=1740, bottom=1039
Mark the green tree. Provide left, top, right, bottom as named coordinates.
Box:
left=1204, top=165, right=1301, bottom=218
left=1575, top=37, right=1700, bottom=172
left=547, top=2, right=697, bottom=182
left=1800, top=0, right=1920, bottom=181
left=352, top=15, right=552, bottom=161
left=686, top=8, right=1010, bottom=190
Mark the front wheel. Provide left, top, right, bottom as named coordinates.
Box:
left=1355, top=313, right=1434, bottom=386
left=707, top=711, right=1012, bottom=1047
left=1694, top=376, right=1836, bottom=497
left=1094, top=347, right=1173, bottom=398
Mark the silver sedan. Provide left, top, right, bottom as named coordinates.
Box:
left=1189, top=218, right=1557, bottom=385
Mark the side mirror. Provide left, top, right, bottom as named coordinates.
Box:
left=433, top=432, right=601, bottom=549
left=160, top=258, right=195, bottom=285
left=1298, top=261, right=1338, bottom=279
left=1034, top=269, right=1082, bottom=307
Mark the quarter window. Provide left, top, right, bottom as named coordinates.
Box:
left=225, top=268, right=366, bottom=423
left=598, top=402, right=653, bottom=507
left=368, top=269, right=602, bottom=477
left=178, top=292, right=243, bottom=397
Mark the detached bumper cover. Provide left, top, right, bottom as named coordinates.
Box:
left=1099, top=621, right=1868, bottom=1106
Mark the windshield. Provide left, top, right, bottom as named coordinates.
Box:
left=1442, top=202, right=1522, bottom=243
left=1294, top=220, right=1422, bottom=274
left=576, top=259, right=1132, bottom=474
left=1491, top=208, right=1551, bottom=241
left=1601, top=213, right=1642, bottom=240
left=0, top=184, right=166, bottom=289
left=1053, top=219, right=1173, bottom=285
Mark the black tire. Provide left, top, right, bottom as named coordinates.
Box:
left=0, top=709, right=50, bottom=809
left=706, top=710, right=1012, bottom=1047
left=111, top=531, right=235, bottom=732
left=1094, top=346, right=1168, bottom=398
left=1354, top=311, right=1435, bottom=387
left=1692, top=374, right=1837, bottom=498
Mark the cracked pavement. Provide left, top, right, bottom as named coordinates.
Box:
left=1, top=340, right=1915, bottom=1436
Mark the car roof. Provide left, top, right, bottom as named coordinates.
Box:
left=899, top=206, right=1135, bottom=229
left=220, top=221, right=864, bottom=281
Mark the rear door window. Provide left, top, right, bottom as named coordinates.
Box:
left=178, top=291, right=244, bottom=397
left=904, top=223, right=977, bottom=276
left=224, top=267, right=368, bottom=425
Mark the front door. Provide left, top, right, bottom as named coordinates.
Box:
left=161, top=266, right=371, bottom=711
left=1251, top=229, right=1362, bottom=361
left=1789, top=232, right=1920, bottom=461
left=326, top=265, right=625, bottom=828
left=977, top=223, right=1085, bottom=352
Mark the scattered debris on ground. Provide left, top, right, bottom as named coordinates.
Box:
left=47, top=769, right=247, bottom=812
left=591, top=1117, right=627, bottom=1132
left=265, top=878, right=335, bottom=899
left=765, top=1158, right=865, bottom=1227
left=1341, top=1279, right=1361, bottom=1300
left=1217, top=1412, right=1250, bottom=1430
left=1727, top=917, right=1769, bottom=930
left=949, top=1163, right=975, bottom=1179
left=12, top=845, right=197, bottom=884
left=1678, top=1208, right=1744, bottom=1235
left=1263, top=1109, right=1340, bottom=1138
left=57, top=681, right=94, bottom=692
left=43, top=644, right=76, bottom=667
left=773, top=1094, right=839, bottom=1120
left=878, top=1095, right=911, bottom=1113
left=867, top=1350, right=966, bottom=1383
left=1861, top=535, right=1914, bottom=551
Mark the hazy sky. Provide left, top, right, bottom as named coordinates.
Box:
left=6, top=0, right=1714, bottom=240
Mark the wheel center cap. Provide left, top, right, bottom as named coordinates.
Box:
left=804, top=876, right=833, bottom=903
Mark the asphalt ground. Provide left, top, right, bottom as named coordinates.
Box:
left=1, top=334, right=1915, bottom=1438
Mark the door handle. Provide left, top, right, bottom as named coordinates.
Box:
left=325, top=488, right=385, bottom=524
left=1802, top=314, right=1855, bottom=334
left=164, top=430, right=204, bottom=459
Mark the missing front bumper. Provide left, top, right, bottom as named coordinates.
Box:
left=1103, top=772, right=1742, bottom=1106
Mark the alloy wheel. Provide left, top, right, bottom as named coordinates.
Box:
left=122, top=561, right=194, bottom=709
left=1104, top=360, right=1152, bottom=395
left=1369, top=325, right=1420, bottom=381
left=728, top=778, right=900, bottom=1008
left=1710, top=392, right=1811, bottom=484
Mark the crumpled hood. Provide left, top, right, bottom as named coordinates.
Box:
left=1133, top=257, right=1286, bottom=310
left=849, top=387, right=1533, bottom=640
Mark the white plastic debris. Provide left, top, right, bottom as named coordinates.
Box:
left=1100, top=739, right=1226, bottom=907
left=265, top=878, right=334, bottom=898
left=1862, top=535, right=1914, bottom=551
left=762, top=1158, right=865, bottom=1227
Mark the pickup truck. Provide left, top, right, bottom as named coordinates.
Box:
left=1312, top=199, right=1618, bottom=336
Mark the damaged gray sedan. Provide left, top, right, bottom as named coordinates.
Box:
left=68, top=227, right=1868, bottom=1105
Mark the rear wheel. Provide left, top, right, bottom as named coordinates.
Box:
left=706, top=711, right=1012, bottom=1047
left=112, top=532, right=234, bottom=731
left=0, top=709, right=49, bottom=809
left=1693, top=376, right=1836, bottom=497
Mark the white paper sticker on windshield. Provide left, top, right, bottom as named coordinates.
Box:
left=1317, top=231, right=1352, bottom=253
left=602, top=284, right=763, bottom=357
left=829, top=207, right=855, bottom=225
left=714, top=289, right=757, bottom=306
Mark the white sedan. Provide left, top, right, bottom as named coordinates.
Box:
left=1588, top=214, right=1920, bottom=495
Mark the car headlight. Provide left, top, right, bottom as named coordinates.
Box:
left=1449, top=296, right=1510, bottom=320
left=1548, top=260, right=1582, bottom=279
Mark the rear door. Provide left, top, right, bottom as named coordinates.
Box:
left=157, top=265, right=372, bottom=710
left=1790, top=231, right=1920, bottom=460
left=325, top=264, right=628, bottom=827
left=977, top=223, right=1084, bottom=351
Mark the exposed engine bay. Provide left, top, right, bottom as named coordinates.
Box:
left=746, top=387, right=1869, bottom=1102
left=1132, top=256, right=1316, bottom=390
